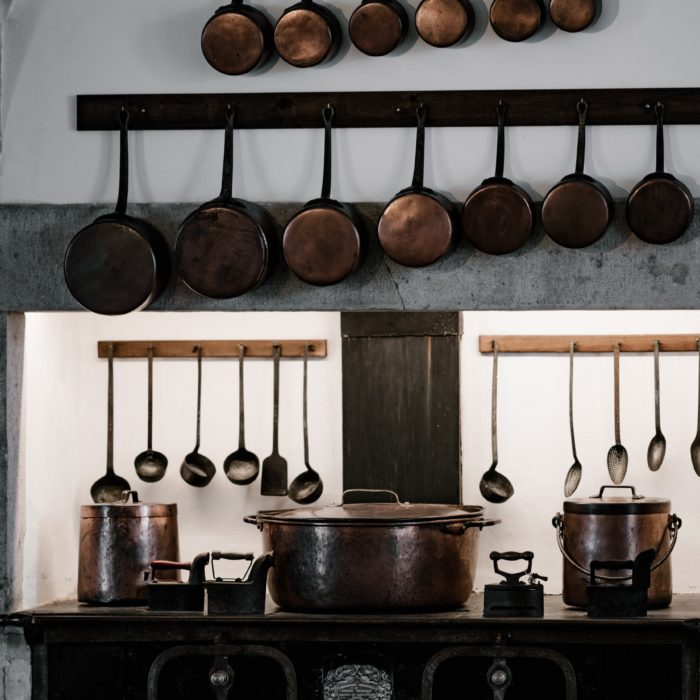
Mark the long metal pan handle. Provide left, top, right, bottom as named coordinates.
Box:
left=341, top=488, right=401, bottom=505
left=552, top=512, right=682, bottom=581
left=440, top=518, right=501, bottom=534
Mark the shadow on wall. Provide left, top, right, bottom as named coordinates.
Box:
left=0, top=627, right=31, bottom=700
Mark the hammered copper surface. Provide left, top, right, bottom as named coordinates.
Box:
left=489, top=0, right=544, bottom=41
left=378, top=192, right=455, bottom=266
left=349, top=2, right=404, bottom=56
left=415, top=0, right=472, bottom=47
left=560, top=511, right=673, bottom=608
left=274, top=8, right=334, bottom=67
left=626, top=176, right=695, bottom=245
left=282, top=207, right=362, bottom=285
left=549, top=0, right=598, bottom=32
left=201, top=13, right=266, bottom=75
left=462, top=181, right=534, bottom=255
left=175, top=206, right=269, bottom=299
left=541, top=178, right=612, bottom=248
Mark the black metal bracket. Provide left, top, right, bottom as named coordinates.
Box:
left=77, top=88, right=700, bottom=131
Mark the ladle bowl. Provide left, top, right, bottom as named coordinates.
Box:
left=134, top=449, right=169, bottom=483
left=289, top=465, right=324, bottom=504
left=691, top=434, right=700, bottom=477
left=180, top=451, right=216, bottom=487
left=647, top=432, right=667, bottom=473
left=91, top=473, right=131, bottom=504
left=479, top=462, right=513, bottom=504
left=224, top=448, right=260, bottom=485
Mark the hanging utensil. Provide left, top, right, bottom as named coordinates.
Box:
left=626, top=102, right=695, bottom=245
left=606, top=343, right=628, bottom=485
left=90, top=344, right=132, bottom=503
left=564, top=342, right=582, bottom=497
left=490, top=0, right=545, bottom=42
left=349, top=0, right=409, bottom=56
left=690, top=340, right=700, bottom=476
left=224, top=344, right=260, bottom=485
left=646, top=340, right=667, bottom=472
left=415, top=0, right=474, bottom=47
left=479, top=341, right=514, bottom=503
left=549, top=0, right=599, bottom=32
left=180, top=346, right=216, bottom=487
left=288, top=345, right=324, bottom=504
left=261, top=345, right=288, bottom=496
left=462, top=101, right=535, bottom=255
left=134, top=347, right=168, bottom=483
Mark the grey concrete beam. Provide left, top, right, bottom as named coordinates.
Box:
left=1, top=202, right=700, bottom=312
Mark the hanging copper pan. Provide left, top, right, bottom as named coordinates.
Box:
left=282, top=106, right=365, bottom=286
left=462, top=101, right=535, bottom=255
left=349, top=0, right=409, bottom=56
left=174, top=106, right=276, bottom=299
left=415, top=0, right=474, bottom=48
left=626, top=102, right=694, bottom=245
left=201, top=0, right=274, bottom=75
left=549, top=0, right=599, bottom=32
left=64, top=109, right=171, bottom=315
left=541, top=99, right=614, bottom=248
left=490, top=0, right=545, bottom=42
left=377, top=104, right=459, bottom=267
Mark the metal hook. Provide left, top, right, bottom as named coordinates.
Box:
left=322, top=103, right=334, bottom=125
left=416, top=102, right=428, bottom=124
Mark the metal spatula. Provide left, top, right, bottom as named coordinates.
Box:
left=261, top=345, right=288, bottom=496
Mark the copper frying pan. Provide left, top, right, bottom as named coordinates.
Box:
left=549, top=0, right=599, bottom=32
left=490, top=0, right=545, bottom=41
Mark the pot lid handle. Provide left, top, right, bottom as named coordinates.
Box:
left=592, top=485, right=643, bottom=500
left=341, top=489, right=401, bottom=505
left=120, top=490, right=140, bottom=503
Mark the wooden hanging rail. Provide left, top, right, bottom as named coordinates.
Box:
left=77, top=88, right=700, bottom=131
left=97, top=340, right=327, bottom=358
left=478, top=335, right=700, bottom=354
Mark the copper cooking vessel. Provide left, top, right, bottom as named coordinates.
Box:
left=553, top=485, right=682, bottom=609
left=349, top=0, right=409, bottom=56
left=415, top=0, right=474, bottom=47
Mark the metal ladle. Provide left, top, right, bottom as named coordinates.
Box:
left=690, top=339, right=700, bottom=476
left=479, top=341, right=514, bottom=503
left=564, top=341, right=582, bottom=497
left=134, top=347, right=168, bottom=482
left=606, top=342, right=629, bottom=484
left=180, top=346, right=216, bottom=487
left=647, top=339, right=666, bottom=471
left=90, top=343, right=132, bottom=503
left=224, top=344, right=260, bottom=485
left=288, top=344, right=324, bottom=504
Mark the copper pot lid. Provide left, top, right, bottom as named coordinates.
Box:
left=563, top=485, right=670, bottom=515
left=81, top=490, right=177, bottom=519
left=249, top=489, right=485, bottom=525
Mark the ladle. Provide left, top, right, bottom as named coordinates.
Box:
left=224, top=344, right=260, bottom=485
left=564, top=342, right=582, bottom=497
left=606, top=343, right=629, bottom=484
left=288, top=344, right=324, bottom=504
left=134, top=346, right=168, bottom=482
left=690, top=339, right=700, bottom=476
left=180, top=346, right=216, bottom=487
left=647, top=339, right=667, bottom=471
left=90, top=344, right=132, bottom=503
left=479, top=341, right=514, bottom=503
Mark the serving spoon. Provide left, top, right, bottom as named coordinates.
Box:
left=691, top=339, right=700, bottom=476
left=606, top=342, right=628, bottom=484
left=647, top=339, right=666, bottom=471
left=564, top=342, right=582, bottom=497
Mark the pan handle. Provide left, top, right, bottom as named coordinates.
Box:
left=440, top=518, right=501, bottom=534
left=341, top=488, right=401, bottom=505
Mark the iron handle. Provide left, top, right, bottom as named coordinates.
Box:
left=211, top=551, right=254, bottom=562
left=341, top=488, right=401, bottom=505
left=440, top=518, right=502, bottom=534
left=593, top=484, right=643, bottom=500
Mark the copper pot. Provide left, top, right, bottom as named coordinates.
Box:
left=244, top=489, right=499, bottom=611
left=552, top=485, right=682, bottom=609
left=78, top=491, right=180, bottom=605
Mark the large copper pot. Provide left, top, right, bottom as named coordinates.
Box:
left=553, top=485, right=682, bottom=609
left=244, top=489, right=499, bottom=611
left=78, top=491, right=180, bottom=604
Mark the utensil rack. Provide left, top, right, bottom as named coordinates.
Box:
left=77, top=88, right=700, bottom=131
left=97, top=340, right=327, bottom=358
left=478, top=335, right=700, bottom=354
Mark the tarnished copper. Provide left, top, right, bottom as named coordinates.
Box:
left=489, top=0, right=544, bottom=42
left=282, top=206, right=362, bottom=285
left=274, top=3, right=338, bottom=67
left=378, top=193, right=455, bottom=267
left=415, top=0, right=474, bottom=47
left=78, top=493, right=180, bottom=604
left=549, top=0, right=598, bottom=32
left=201, top=11, right=270, bottom=75
left=349, top=0, right=407, bottom=56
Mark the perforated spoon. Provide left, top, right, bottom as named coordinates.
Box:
left=606, top=343, right=628, bottom=484
left=647, top=339, right=666, bottom=472
left=564, top=342, right=582, bottom=497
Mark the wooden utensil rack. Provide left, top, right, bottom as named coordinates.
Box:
left=479, top=335, right=700, bottom=354
left=97, top=340, right=327, bottom=358
left=77, top=88, right=700, bottom=131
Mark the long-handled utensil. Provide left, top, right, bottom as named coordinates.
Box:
left=134, top=346, right=168, bottom=482
left=690, top=339, right=700, bottom=476
left=90, top=344, right=131, bottom=503
left=564, top=342, right=582, bottom=496
left=261, top=345, right=288, bottom=496
left=479, top=341, right=514, bottom=503
left=180, top=346, right=216, bottom=487
left=288, top=344, right=324, bottom=504
left=647, top=339, right=666, bottom=471
left=606, top=343, right=628, bottom=484
left=224, top=344, right=260, bottom=485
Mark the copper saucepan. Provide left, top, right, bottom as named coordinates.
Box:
left=415, top=0, right=474, bottom=47
left=490, top=0, right=545, bottom=41
left=549, top=0, right=600, bottom=32
left=349, top=0, right=409, bottom=56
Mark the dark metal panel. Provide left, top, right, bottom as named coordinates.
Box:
left=77, top=88, right=700, bottom=130
left=341, top=311, right=461, bottom=338
left=342, top=313, right=461, bottom=504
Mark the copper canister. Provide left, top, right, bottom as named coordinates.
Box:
left=78, top=491, right=179, bottom=604
left=553, top=485, right=682, bottom=609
